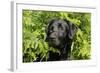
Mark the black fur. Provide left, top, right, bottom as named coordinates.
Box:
left=46, top=19, right=77, bottom=61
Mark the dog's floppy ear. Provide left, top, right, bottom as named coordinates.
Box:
left=68, top=21, right=78, bottom=39
left=64, top=19, right=78, bottom=39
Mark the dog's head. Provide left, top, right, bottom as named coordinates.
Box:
left=45, top=19, right=77, bottom=49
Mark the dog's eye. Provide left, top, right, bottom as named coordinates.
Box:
left=58, top=23, right=62, bottom=27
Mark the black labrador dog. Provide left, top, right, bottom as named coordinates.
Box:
left=46, top=19, right=77, bottom=61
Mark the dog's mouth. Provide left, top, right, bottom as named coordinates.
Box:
left=47, top=37, right=60, bottom=47
left=49, top=38, right=56, bottom=41
left=48, top=38, right=56, bottom=44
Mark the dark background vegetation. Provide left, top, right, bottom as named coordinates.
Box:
left=22, top=10, right=91, bottom=62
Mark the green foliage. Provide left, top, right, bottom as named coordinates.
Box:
left=22, top=10, right=91, bottom=62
